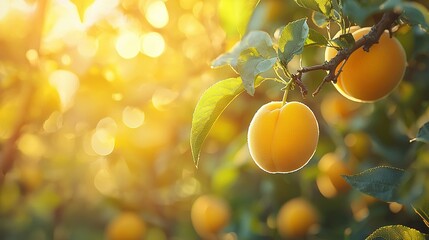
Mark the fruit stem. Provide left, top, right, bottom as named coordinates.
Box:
left=282, top=81, right=293, bottom=106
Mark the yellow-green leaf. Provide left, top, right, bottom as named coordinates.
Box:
left=190, top=77, right=264, bottom=167
left=218, top=0, right=260, bottom=39
left=366, top=225, right=428, bottom=240
left=278, top=18, right=309, bottom=66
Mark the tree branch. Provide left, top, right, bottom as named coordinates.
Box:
left=292, top=10, right=402, bottom=97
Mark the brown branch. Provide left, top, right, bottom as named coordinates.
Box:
left=293, top=10, right=402, bottom=97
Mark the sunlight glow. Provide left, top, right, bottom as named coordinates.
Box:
left=49, top=70, right=80, bottom=110
left=0, top=0, right=36, bottom=19
left=61, top=54, right=72, bottom=65
left=43, top=111, right=63, bottom=133
left=78, top=36, right=98, bottom=58
left=152, top=88, right=178, bottom=111
left=140, top=32, right=165, bottom=58
left=178, top=14, right=205, bottom=37
left=91, top=129, right=115, bottom=156
left=116, top=31, right=141, bottom=59
left=145, top=0, right=169, bottom=29
left=94, top=168, right=116, bottom=196
left=17, top=134, right=46, bottom=159
left=91, top=118, right=117, bottom=156
left=43, top=1, right=82, bottom=46
left=122, top=106, right=145, bottom=128
left=83, top=0, right=120, bottom=26
left=112, top=93, right=123, bottom=101
left=25, top=49, right=39, bottom=66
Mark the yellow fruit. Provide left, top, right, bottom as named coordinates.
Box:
left=106, top=212, right=146, bottom=240
left=247, top=101, right=319, bottom=173
left=320, top=91, right=361, bottom=124
left=191, top=195, right=230, bottom=239
left=324, top=26, right=361, bottom=62
left=277, top=198, right=319, bottom=238
left=316, top=153, right=352, bottom=198
left=344, top=132, right=372, bottom=159
left=325, top=27, right=407, bottom=102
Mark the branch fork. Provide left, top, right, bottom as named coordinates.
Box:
left=291, top=11, right=402, bottom=97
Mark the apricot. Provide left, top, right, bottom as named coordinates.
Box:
left=325, top=27, right=407, bottom=102
left=191, top=195, right=230, bottom=239
left=324, top=26, right=361, bottom=62
left=344, top=132, right=372, bottom=159
left=106, top=212, right=146, bottom=240
left=320, top=91, right=361, bottom=124
left=277, top=197, right=319, bottom=238
left=247, top=101, right=319, bottom=173
left=316, top=152, right=352, bottom=198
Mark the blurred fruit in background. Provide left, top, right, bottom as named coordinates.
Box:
left=191, top=194, right=231, bottom=239
left=106, top=212, right=146, bottom=240
left=276, top=197, right=320, bottom=238
left=317, top=152, right=353, bottom=198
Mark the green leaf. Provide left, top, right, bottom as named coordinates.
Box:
left=343, top=0, right=402, bottom=25
left=366, top=225, right=428, bottom=240
left=218, top=0, right=260, bottom=39
left=236, top=48, right=276, bottom=95
left=402, top=2, right=429, bottom=31
left=396, top=169, right=426, bottom=206
left=212, top=31, right=276, bottom=68
left=278, top=18, right=309, bottom=66
left=331, top=0, right=342, bottom=16
left=411, top=122, right=429, bottom=143
left=212, top=31, right=277, bottom=95
left=343, top=166, right=405, bottom=202
left=190, top=77, right=264, bottom=167
left=294, top=0, right=332, bottom=16
left=312, top=11, right=329, bottom=28
left=70, top=0, right=94, bottom=22
left=330, top=33, right=355, bottom=49
left=305, top=28, right=328, bottom=46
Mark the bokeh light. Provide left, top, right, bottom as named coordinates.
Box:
left=116, top=31, right=141, bottom=59
left=48, top=70, right=80, bottom=110
left=140, top=32, right=165, bottom=58
left=91, top=118, right=117, bottom=156
left=145, top=0, right=169, bottom=28
left=152, top=88, right=178, bottom=111
left=122, top=106, right=145, bottom=128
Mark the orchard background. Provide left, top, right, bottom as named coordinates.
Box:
left=0, top=0, right=429, bottom=239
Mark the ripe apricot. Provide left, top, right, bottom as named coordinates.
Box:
left=325, top=27, right=407, bottom=102
left=316, top=152, right=352, bottom=198
left=106, top=212, right=146, bottom=240
left=320, top=91, right=361, bottom=124
left=247, top=101, right=319, bottom=173
left=191, top=195, right=230, bottom=239
left=277, top=197, right=319, bottom=238
left=324, top=26, right=361, bottom=62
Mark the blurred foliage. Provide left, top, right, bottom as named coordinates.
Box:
left=0, top=0, right=429, bottom=239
